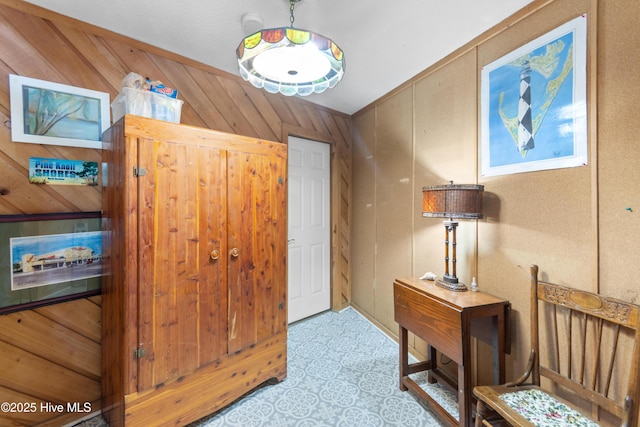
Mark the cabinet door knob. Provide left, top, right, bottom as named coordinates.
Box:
left=210, top=249, right=220, bottom=260
left=230, top=247, right=240, bottom=258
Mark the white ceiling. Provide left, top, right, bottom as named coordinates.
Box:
left=26, top=0, right=533, bottom=115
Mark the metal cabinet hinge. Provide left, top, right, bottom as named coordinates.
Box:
left=133, top=167, right=147, bottom=177
left=133, top=347, right=147, bottom=359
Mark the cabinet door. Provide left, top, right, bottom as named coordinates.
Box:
left=136, top=138, right=228, bottom=391
left=227, top=150, right=287, bottom=354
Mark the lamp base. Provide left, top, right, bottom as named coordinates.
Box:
left=435, top=278, right=468, bottom=292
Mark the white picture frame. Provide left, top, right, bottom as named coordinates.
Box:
left=9, top=74, right=110, bottom=149
left=481, top=15, right=588, bottom=177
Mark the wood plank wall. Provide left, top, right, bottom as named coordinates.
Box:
left=0, top=2, right=352, bottom=425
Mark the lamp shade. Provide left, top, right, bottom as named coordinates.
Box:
left=422, top=183, right=484, bottom=219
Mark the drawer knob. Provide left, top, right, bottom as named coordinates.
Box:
left=230, top=247, right=240, bottom=258
left=210, top=249, right=220, bottom=260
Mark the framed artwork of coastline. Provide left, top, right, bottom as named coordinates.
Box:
left=9, top=74, right=110, bottom=150
left=481, top=15, right=588, bottom=177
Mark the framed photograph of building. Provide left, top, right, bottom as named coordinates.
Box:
left=9, top=74, right=110, bottom=150
left=0, top=211, right=102, bottom=314
left=481, top=15, right=588, bottom=176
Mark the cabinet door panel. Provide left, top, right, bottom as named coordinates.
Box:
left=197, top=149, right=229, bottom=366
left=227, top=151, right=287, bottom=354
left=137, top=138, right=227, bottom=391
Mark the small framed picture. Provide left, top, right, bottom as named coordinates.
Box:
left=9, top=74, right=110, bottom=149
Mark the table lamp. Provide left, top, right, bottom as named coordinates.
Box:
left=422, top=181, right=484, bottom=291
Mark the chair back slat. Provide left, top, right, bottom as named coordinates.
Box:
left=565, top=306, right=572, bottom=379
left=552, top=304, right=560, bottom=374
left=589, top=317, right=603, bottom=392
left=603, top=324, right=620, bottom=397
left=579, top=311, right=588, bottom=385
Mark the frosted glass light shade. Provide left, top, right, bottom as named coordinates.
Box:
left=237, top=27, right=345, bottom=97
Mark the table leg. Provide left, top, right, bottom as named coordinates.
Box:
left=490, top=310, right=506, bottom=384
left=498, top=309, right=506, bottom=383
left=428, top=345, right=437, bottom=383
left=458, top=363, right=471, bottom=427
left=460, top=317, right=473, bottom=427
left=399, top=325, right=408, bottom=391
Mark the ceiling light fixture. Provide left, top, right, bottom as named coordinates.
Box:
left=236, top=0, right=345, bottom=97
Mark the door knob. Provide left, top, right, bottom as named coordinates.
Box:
left=230, top=247, right=240, bottom=258
left=210, top=249, right=220, bottom=260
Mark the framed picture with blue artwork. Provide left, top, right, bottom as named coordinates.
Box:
left=9, top=75, right=110, bottom=150
left=481, top=15, right=587, bottom=177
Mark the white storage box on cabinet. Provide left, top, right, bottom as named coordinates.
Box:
left=111, top=87, right=183, bottom=123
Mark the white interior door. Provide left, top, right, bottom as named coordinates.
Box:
left=287, top=136, right=331, bottom=323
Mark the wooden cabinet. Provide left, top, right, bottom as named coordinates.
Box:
left=101, top=115, right=287, bottom=426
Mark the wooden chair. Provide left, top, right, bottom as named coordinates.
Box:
left=473, top=265, right=640, bottom=427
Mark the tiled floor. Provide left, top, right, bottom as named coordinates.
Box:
left=76, top=308, right=457, bottom=426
